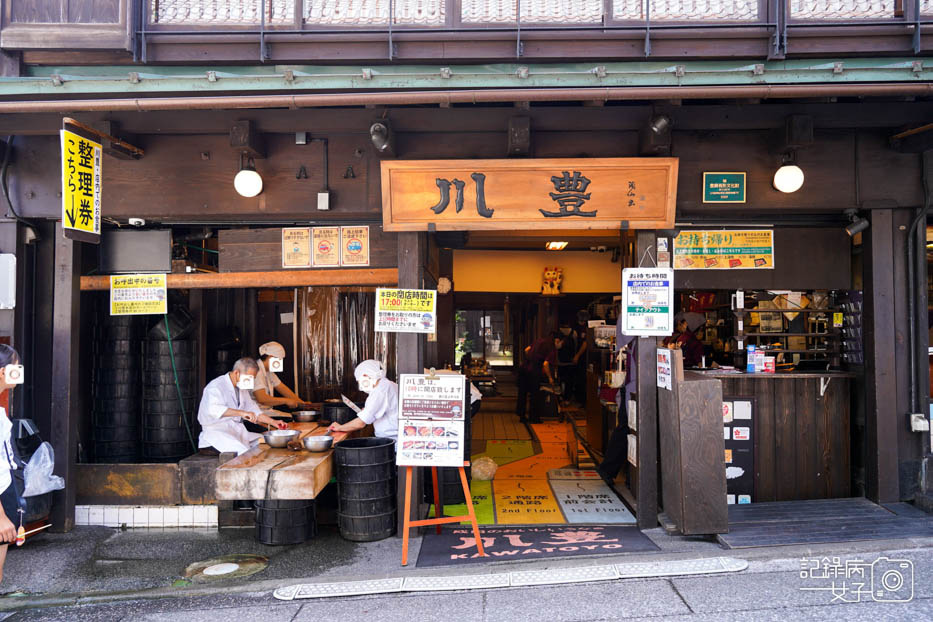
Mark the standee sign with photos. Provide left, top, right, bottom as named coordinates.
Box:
left=396, top=373, right=467, bottom=467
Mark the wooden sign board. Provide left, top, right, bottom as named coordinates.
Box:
left=381, top=158, right=678, bottom=231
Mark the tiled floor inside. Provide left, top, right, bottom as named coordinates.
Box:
left=433, top=388, right=635, bottom=526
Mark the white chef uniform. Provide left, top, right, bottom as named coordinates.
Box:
left=197, top=373, right=263, bottom=455
left=357, top=378, right=399, bottom=441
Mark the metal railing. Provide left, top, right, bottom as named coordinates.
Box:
left=135, top=0, right=933, bottom=62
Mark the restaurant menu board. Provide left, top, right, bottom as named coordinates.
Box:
left=673, top=230, right=774, bottom=270
left=723, top=397, right=754, bottom=504
left=340, top=225, right=370, bottom=266
left=311, top=227, right=340, bottom=267
left=109, top=274, right=167, bottom=316
left=621, top=268, right=673, bottom=336
left=397, top=373, right=466, bottom=467
left=282, top=227, right=312, bottom=268
left=375, top=288, right=437, bottom=334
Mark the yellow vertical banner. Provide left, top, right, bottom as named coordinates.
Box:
left=61, top=128, right=102, bottom=243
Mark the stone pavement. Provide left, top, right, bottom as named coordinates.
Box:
left=0, top=523, right=930, bottom=620
left=1, top=545, right=931, bottom=621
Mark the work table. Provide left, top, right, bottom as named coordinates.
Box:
left=215, top=423, right=350, bottom=501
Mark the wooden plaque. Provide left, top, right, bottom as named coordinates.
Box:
left=381, top=158, right=678, bottom=231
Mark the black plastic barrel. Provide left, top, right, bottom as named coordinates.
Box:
left=323, top=402, right=356, bottom=425
left=255, top=500, right=316, bottom=545
left=335, top=437, right=397, bottom=542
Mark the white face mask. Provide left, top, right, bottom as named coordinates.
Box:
left=3, top=364, right=23, bottom=385
left=359, top=376, right=376, bottom=394
left=237, top=374, right=255, bottom=390
left=269, top=357, right=284, bottom=372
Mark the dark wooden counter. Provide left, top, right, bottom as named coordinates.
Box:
left=694, top=370, right=852, bottom=503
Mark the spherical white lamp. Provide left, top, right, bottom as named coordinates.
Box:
left=773, top=164, right=804, bottom=193
left=234, top=159, right=263, bottom=198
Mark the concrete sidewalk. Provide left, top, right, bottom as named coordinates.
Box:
left=0, top=522, right=932, bottom=615
left=0, top=541, right=931, bottom=621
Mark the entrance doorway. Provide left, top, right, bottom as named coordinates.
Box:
left=433, top=230, right=636, bottom=526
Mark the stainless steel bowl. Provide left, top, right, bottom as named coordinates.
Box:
left=292, top=410, right=320, bottom=423
left=263, top=429, right=299, bottom=448
left=303, top=435, right=334, bottom=452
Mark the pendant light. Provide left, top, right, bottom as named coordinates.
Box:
left=234, top=153, right=263, bottom=198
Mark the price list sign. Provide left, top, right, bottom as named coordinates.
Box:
left=397, top=373, right=466, bottom=467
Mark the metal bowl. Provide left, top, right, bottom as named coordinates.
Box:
left=303, top=435, right=334, bottom=452
left=292, top=410, right=320, bottom=423
left=263, top=429, right=299, bottom=448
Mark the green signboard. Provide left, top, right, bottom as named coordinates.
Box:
left=703, top=172, right=746, bottom=204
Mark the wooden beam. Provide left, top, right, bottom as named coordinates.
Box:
left=79, top=268, right=398, bottom=290
left=50, top=224, right=80, bottom=532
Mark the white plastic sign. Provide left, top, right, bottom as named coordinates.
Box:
left=621, top=268, right=674, bottom=336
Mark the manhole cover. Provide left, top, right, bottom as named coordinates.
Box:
left=184, top=554, right=268, bottom=583
left=203, top=563, right=241, bottom=576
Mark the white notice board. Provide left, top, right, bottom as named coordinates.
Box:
left=621, top=267, right=674, bottom=336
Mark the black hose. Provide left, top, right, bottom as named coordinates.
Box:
left=0, top=135, right=39, bottom=236
left=906, top=151, right=932, bottom=414
left=164, top=314, right=198, bottom=452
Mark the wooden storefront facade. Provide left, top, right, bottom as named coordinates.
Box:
left=0, top=2, right=931, bottom=531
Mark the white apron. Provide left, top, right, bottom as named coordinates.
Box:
left=197, top=374, right=263, bottom=455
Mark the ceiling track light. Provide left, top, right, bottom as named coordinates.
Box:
left=370, top=120, right=395, bottom=155
left=844, top=208, right=870, bottom=237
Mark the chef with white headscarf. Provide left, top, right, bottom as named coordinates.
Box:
left=197, top=357, right=287, bottom=455
left=327, top=359, right=398, bottom=441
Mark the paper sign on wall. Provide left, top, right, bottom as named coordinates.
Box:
left=627, top=434, right=637, bottom=466
left=311, top=227, right=340, bottom=267
left=656, top=348, right=672, bottom=391
left=375, top=288, right=437, bottom=334
left=340, top=225, right=370, bottom=267
left=621, top=268, right=674, bottom=336
left=397, top=373, right=466, bottom=467
left=110, top=274, right=167, bottom=316
left=282, top=227, right=312, bottom=268
left=61, top=128, right=102, bottom=243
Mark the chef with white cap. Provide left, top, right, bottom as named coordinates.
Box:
left=327, top=359, right=398, bottom=441
left=252, top=341, right=312, bottom=411
left=197, top=357, right=287, bottom=455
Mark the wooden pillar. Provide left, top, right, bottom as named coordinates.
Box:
left=50, top=224, right=81, bottom=531
left=435, top=249, right=454, bottom=369
left=863, top=209, right=900, bottom=503
left=634, top=230, right=659, bottom=529
left=396, top=232, right=427, bottom=533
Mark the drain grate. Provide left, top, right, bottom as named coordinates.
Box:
left=402, top=573, right=511, bottom=592
left=277, top=578, right=404, bottom=600
left=510, top=564, right=619, bottom=587
left=615, top=556, right=748, bottom=578
left=273, top=556, right=748, bottom=600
